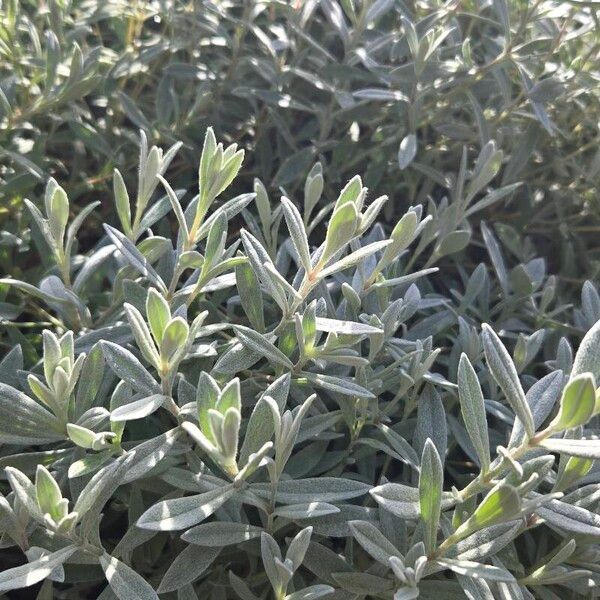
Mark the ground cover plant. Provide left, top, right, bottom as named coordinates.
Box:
left=1, top=129, right=600, bottom=600
left=1, top=0, right=599, bottom=284
left=1, top=1, right=600, bottom=600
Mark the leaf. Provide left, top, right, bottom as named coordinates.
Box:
left=321, top=203, right=358, bottom=263
left=158, top=175, right=189, bottom=239
left=233, top=326, right=294, bottom=369
left=0, top=278, right=71, bottom=307
left=372, top=268, right=439, bottom=290
left=435, top=558, right=516, bottom=583
left=103, top=225, right=166, bottom=292
left=252, top=477, right=371, bottom=503
left=550, top=373, right=595, bottom=431
left=436, top=230, right=470, bottom=257
left=198, top=194, right=255, bottom=241
left=282, top=196, right=312, bottom=273
left=74, top=454, right=132, bottom=516
left=286, top=585, right=335, bottom=600
left=464, top=183, right=522, bottom=218
left=466, top=143, right=503, bottom=200
left=0, top=547, right=76, bottom=592
left=75, top=343, right=105, bottom=417
left=67, top=423, right=96, bottom=449
left=229, top=572, right=261, bottom=600
left=137, top=485, right=236, bottom=530
left=239, top=374, right=289, bottom=463
left=415, top=386, right=447, bottom=461
left=456, top=484, right=521, bottom=537
left=100, top=553, right=159, bottom=600
left=481, top=324, right=535, bottom=439
left=377, top=211, right=418, bottom=271
left=101, top=341, right=161, bottom=397
left=121, top=428, right=180, bottom=484
left=203, top=211, right=228, bottom=271
left=398, top=134, right=417, bottom=169
left=68, top=451, right=113, bottom=479
left=118, top=92, right=152, bottom=131
left=124, top=303, right=159, bottom=367
left=349, top=520, right=400, bottom=566
left=239, top=229, right=288, bottom=310
left=113, top=169, right=132, bottom=234
left=146, top=288, right=171, bottom=345
left=158, top=545, right=221, bottom=593
left=571, top=319, right=600, bottom=381
left=35, top=465, right=62, bottom=517
left=160, top=317, right=189, bottom=363
left=508, top=370, right=563, bottom=449
left=539, top=438, right=600, bottom=459
left=353, top=88, right=408, bottom=102
left=235, top=261, right=265, bottom=332
left=273, top=502, right=339, bottom=519
left=314, top=317, right=382, bottom=336
left=370, top=483, right=454, bottom=519
left=419, top=439, right=443, bottom=553
left=378, top=424, right=420, bottom=469
left=110, top=394, right=167, bottom=421
left=286, top=526, right=313, bottom=571
left=0, top=345, right=23, bottom=388
left=273, top=147, right=317, bottom=187
left=458, top=354, right=490, bottom=472
left=65, top=201, right=100, bottom=260
left=455, top=522, right=521, bottom=562
left=181, top=522, right=263, bottom=546
left=393, top=589, right=420, bottom=600
left=332, top=571, right=393, bottom=594
left=319, top=240, right=391, bottom=278
left=536, top=497, right=600, bottom=536
left=301, top=372, right=374, bottom=398
left=0, top=383, right=64, bottom=445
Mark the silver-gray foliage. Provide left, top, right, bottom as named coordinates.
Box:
left=1, top=126, right=600, bottom=599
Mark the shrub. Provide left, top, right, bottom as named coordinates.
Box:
left=0, top=128, right=600, bottom=598
left=1, top=0, right=599, bottom=285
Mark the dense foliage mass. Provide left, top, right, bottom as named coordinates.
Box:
left=1, top=0, right=600, bottom=284
left=1, top=1, right=600, bottom=599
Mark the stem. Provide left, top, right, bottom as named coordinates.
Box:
left=160, top=369, right=180, bottom=419
left=433, top=427, right=556, bottom=559
left=456, top=438, right=529, bottom=503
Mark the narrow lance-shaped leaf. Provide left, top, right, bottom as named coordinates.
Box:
left=0, top=545, right=77, bottom=593
left=281, top=196, right=312, bottom=273
left=320, top=203, right=357, bottom=265
left=158, top=545, right=221, bottom=594
left=113, top=169, right=132, bottom=235
left=233, top=325, right=294, bottom=370
left=319, top=240, right=391, bottom=279
left=435, top=558, right=515, bottom=583
left=539, top=438, right=600, bottom=459
left=136, top=485, right=237, bottom=531
left=110, top=394, right=167, bottom=422
left=549, top=373, right=595, bottom=431
left=100, top=553, right=159, bottom=600
left=146, top=288, right=171, bottom=344
left=101, top=341, right=161, bottom=397
left=235, top=261, right=265, bottom=332
left=458, top=354, right=490, bottom=472
left=419, top=438, right=443, bottom=554
left=398, top=134, right=417, bottom=169
left=349, top=520, right=401, bottom=566
left=103, top=224, right=166, bottom=292
left=571, top=318, right=600, bottom=381
left=482, top=324, right=535, bottom=439
left=455, top=483, right=521, bottom=539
